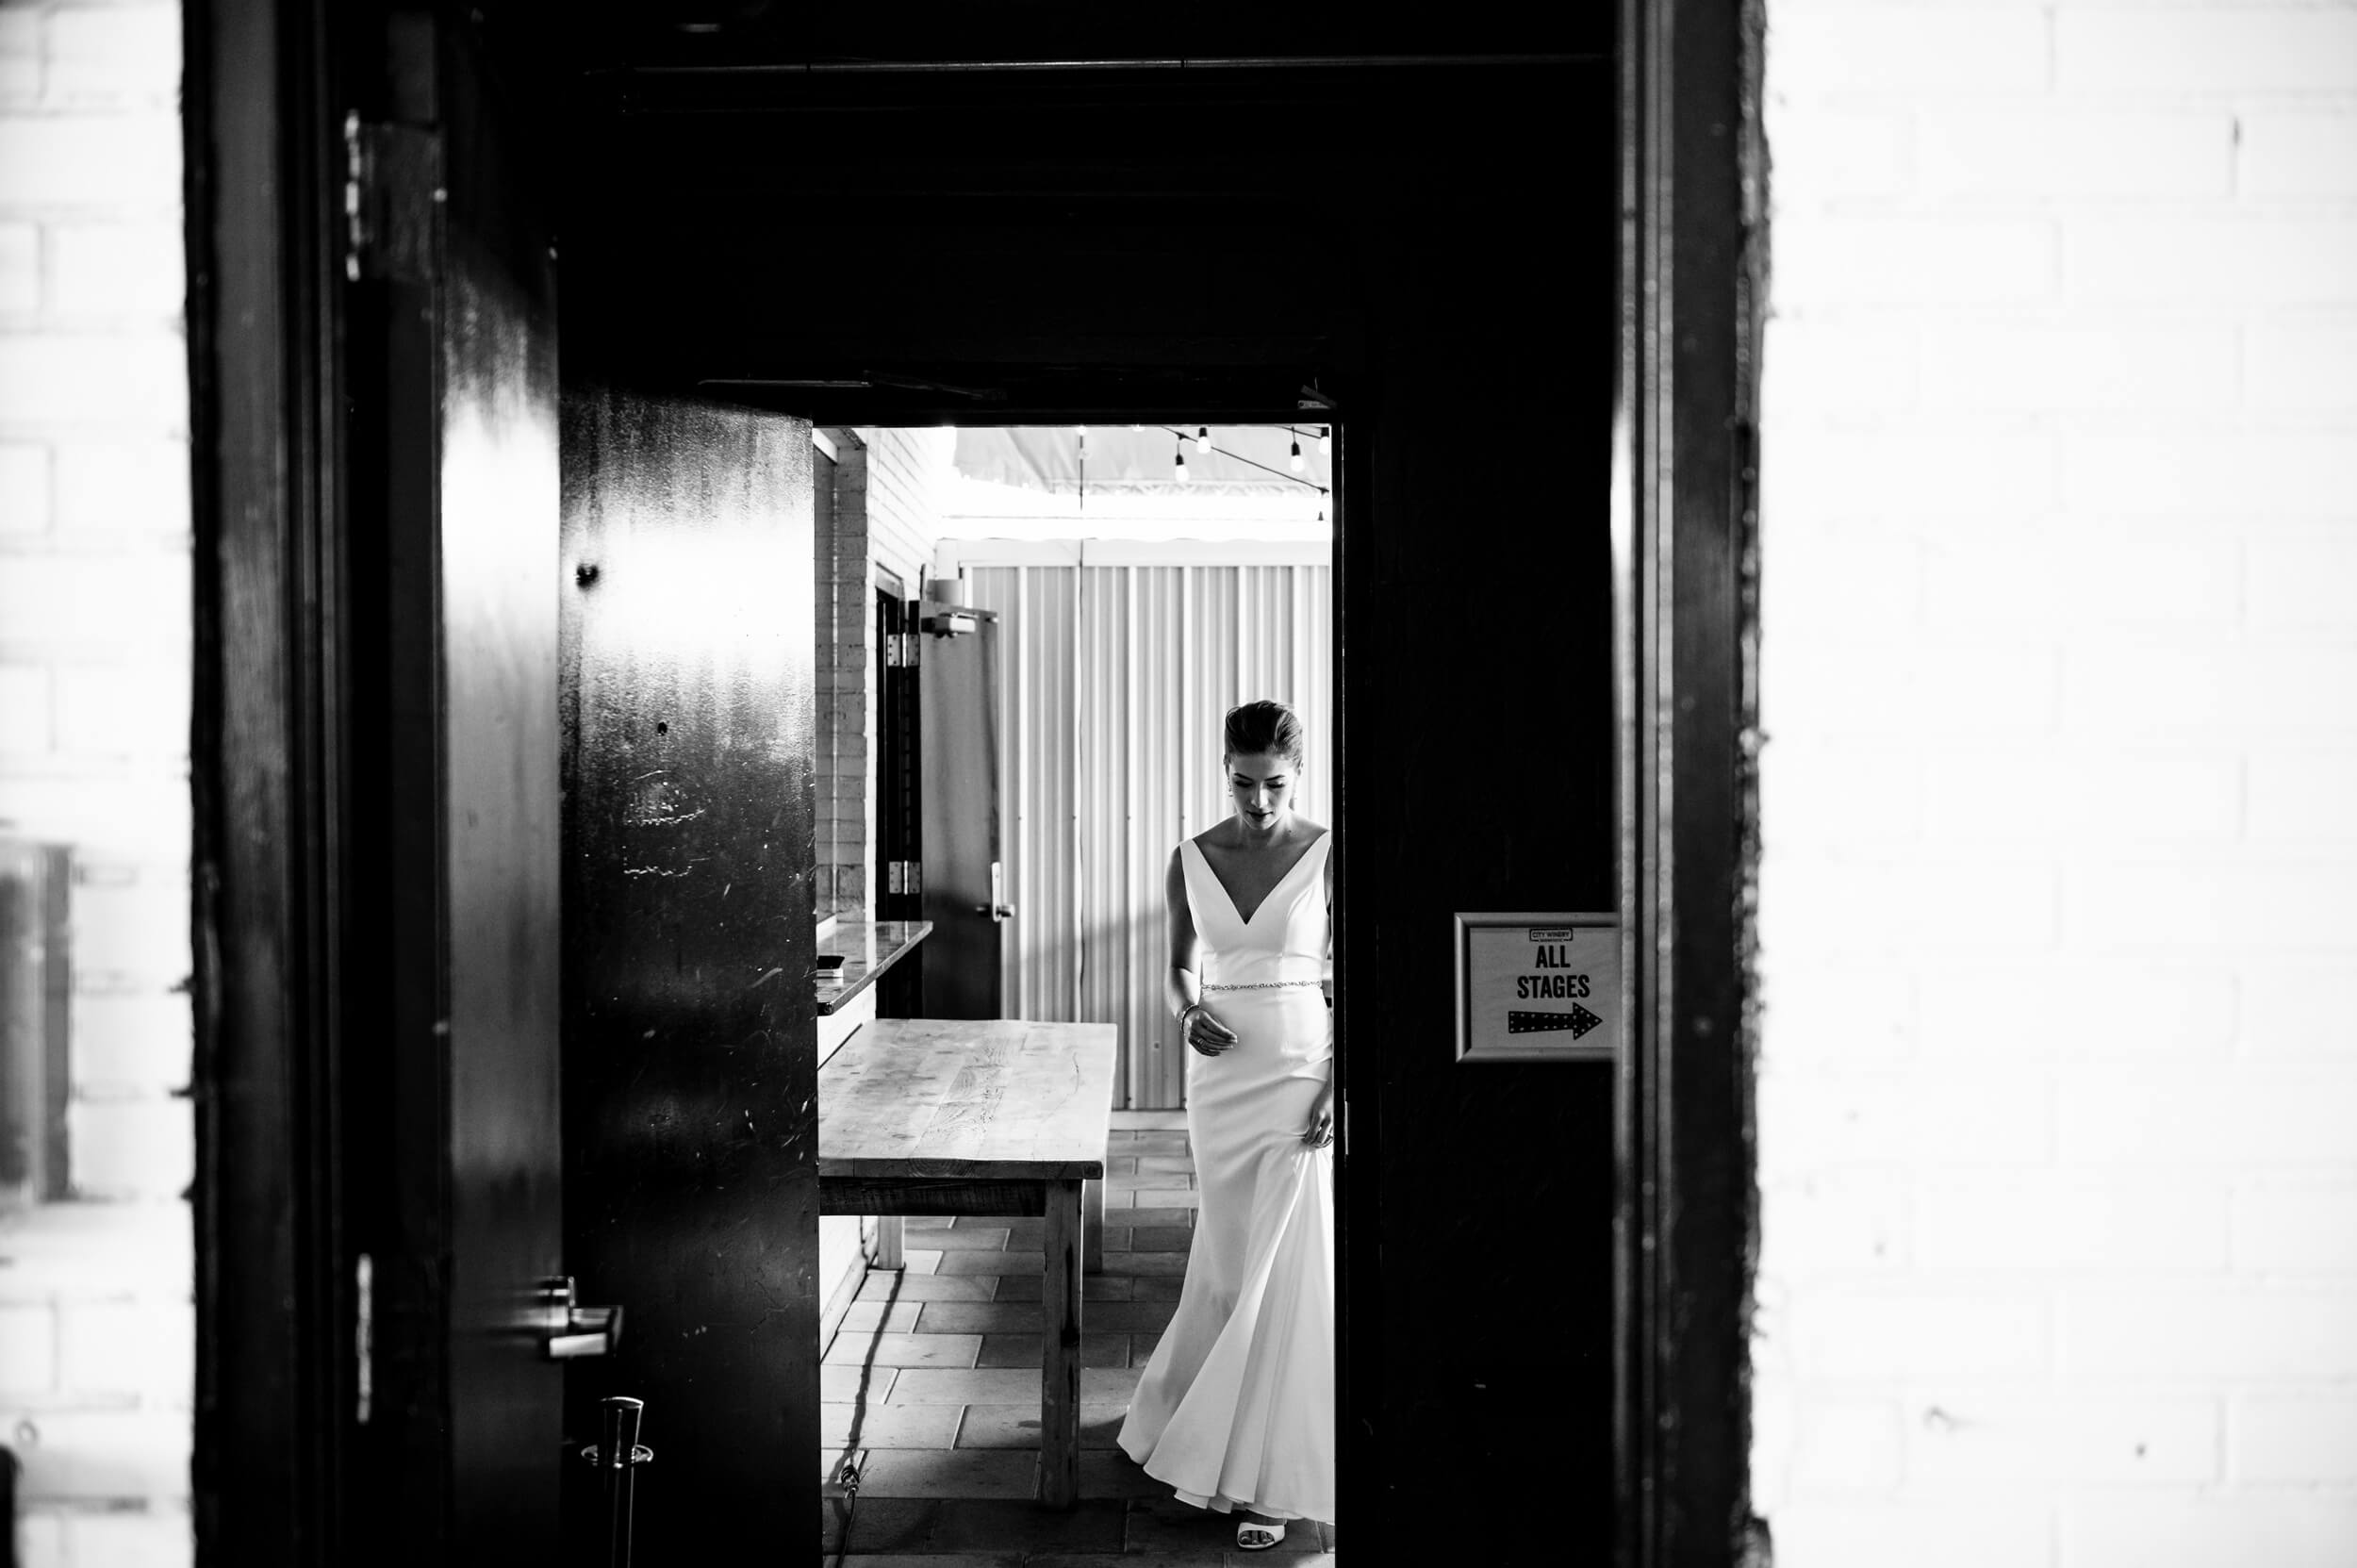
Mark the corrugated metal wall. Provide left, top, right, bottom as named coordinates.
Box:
left=960, top=552, right=1332, bottom=1108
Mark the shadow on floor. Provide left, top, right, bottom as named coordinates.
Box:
left=819, top=1119, right=1337, bottom=1565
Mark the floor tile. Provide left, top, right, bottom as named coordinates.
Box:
left=822, top=1401, right=963, bottom=1449
left=1023, top=1557, right=1228, bottom=1568
left=854, top=1446, right=1039, bottom=1500
left=973, top=1332, right=1131, bottom=1369
left=953, top=1402, right=1132, bottom=1451
left=1110, top=1109, right=1188, bottom=1131
left=1104, top=1189, right=1136, bottom=1208
left=928, top=1227, right=1014, bottom=1250
left=910, top=1300, right=1045, bottom=1334
left=936, top=1249, right=1047, bottom=1276
left=1100, top=1227, right=1132, bottom=1252
left=1072, top=1299, right=1177, bottom=1332
left=830, top=1555, right=1023, bottom=1568
left=1132, top=1277, right=1185, bottom=1300
left=993, top=1272, right=1132, bottom=1302
left=1132, top=1330, right=1162, bottom=1362
left=1081, top=1366, right=1143, bottom=1402
left=1134, top=1188, right=1199, bottom=1207
left=823, top=1331, right=984, bottom=1368
left=860, top=1271, right=997, bottom=1302
left=1129, top=1226, right=1194, bottom=1252
left=1080, top=1448, right=1166, bottom=1499
left=925, top=1498, right=1128, bottom=1554
left=905, top=1214, right=954, bottom=1231
left=1127, top=1207, right=1199, bottom=1229
left=823, top=1446, right=865, bottom=1496
left=900, top=1249, right=944, bottom=1274
left=1101, top=1250, right=1189, bottom=1277
left=836, top=1299, right=925, bottom=1334
left=997, top=1216, right=1047, bottom=1246
left=1107, top=1154, right=1140, bottom=1176
left=883, top=1366, right=1044, bottom=1405
left=1136, top=1154, right=1196, bottom=1174
left=820, top=1495, right=935, bottom=1553
left=822, top=1363, right=897, bottom=1402
left=1123, top=1494, right=1325, bottom=1556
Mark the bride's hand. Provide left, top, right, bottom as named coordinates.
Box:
left=1183, top=1003, right=1238, bottom=1057
left=1302, top=1086, right=1335, bottom=1148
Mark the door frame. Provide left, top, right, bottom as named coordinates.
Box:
left=1616, top=0, right=1768, bottom=1560
left=186, top=0, right=353, bottom=1557
left=185, top=5, right=1766, bottom=1560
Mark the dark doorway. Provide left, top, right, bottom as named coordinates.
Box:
left=191, top=6, right=1760, bottom=1563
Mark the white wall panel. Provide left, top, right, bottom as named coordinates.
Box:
left=958, top=552, right=1331, bottom=1108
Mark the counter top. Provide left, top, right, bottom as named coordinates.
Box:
left=815, top=919, right=932, bottom=1015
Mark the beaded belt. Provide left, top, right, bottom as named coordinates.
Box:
left=1201, top=980, right=1325, bottom=994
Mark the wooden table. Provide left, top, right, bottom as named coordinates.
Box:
left=816, top=1018, right=1118, bottom=1508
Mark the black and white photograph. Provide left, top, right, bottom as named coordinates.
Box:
left=0, top=4, right=2352, bottom=1566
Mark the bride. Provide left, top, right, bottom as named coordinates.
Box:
left=1117, top=699, right=1336, bottom=1551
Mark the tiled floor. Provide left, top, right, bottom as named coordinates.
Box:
left=819, top=1111, right=1338, bottom=1565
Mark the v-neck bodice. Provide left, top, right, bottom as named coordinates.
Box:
left=1180, top=833, right=1331, bottom=991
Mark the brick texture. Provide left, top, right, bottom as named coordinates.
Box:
left=0, top=3, right=192, bottom=1559
left=1759, top=2, right=2357, bottom=1560
left=811, top=426, right=949, bottom=916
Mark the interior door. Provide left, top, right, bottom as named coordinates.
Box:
left=339, top=4, right=569, bottom=1555
left=919, top=614, right=1007, bottom=1019
left=558, top=383, right=821, bottom=1556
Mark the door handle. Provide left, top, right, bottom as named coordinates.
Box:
left=979, top=861, right=1014, bottom=922
left=540, top=1275, right=626, bottom=1360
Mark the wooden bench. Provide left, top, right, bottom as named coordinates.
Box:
left=816, top=1017, right=1118, bottom=1509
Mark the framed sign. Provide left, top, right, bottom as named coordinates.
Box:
left=1453, top=912, right=1621, bottom=1064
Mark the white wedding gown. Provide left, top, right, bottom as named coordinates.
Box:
left=1117, top=831, right=1336, bottom=1526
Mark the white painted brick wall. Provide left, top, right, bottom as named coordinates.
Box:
left=0, top=3, right=192, bottom=1564
left=1759, top=3, right=2357, bottom=1563
left=811, top=426, right=949, bottom=917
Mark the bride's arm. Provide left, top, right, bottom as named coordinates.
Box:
left=1163, top=848, right=1200, bottom=1022
left=1321, top=834, right=1336, bottom=1009
left=1167, top=848, right=1235, bottom=1055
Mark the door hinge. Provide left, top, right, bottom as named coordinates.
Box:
left=886, top=860, right=922, bottom=897
left=884, top=633, right=918, bottom=668
left=343, top=112, right=443, bottom=285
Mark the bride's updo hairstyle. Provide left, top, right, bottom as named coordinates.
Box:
left=1224, top=699, right=1306, bottom=767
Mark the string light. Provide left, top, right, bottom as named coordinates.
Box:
left=1319, top=426, right=1331, bottom=455
left=1196, top=425, right=1211, bottom=454
left=1174, top=440, right=1188, bottom=483
left=1289, top=437, right=1305, bottom=473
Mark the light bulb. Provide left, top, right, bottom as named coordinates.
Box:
left=1196, top=426, right=1211, bottom=454
left=1074, top=423, right=1087, bottom=434
left=1319, top=426, right=1331, bottom=455
left=1289, top=437, right=1304, bottom=473
left=1130, top=423, right=1144, bottom=432
left=1175, top=448, right=1188, bottom=483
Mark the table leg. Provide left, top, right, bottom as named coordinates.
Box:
left=1039, top=1177, right=1082, bottom=1509
left=871, top=1214, right=905, bottom=1270
left=1082, top=1175, right=1105, bottom=1277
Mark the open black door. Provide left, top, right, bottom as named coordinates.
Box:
left=558, top=385, right=822, bottom=1558
left=335, top=2, right=571, bottom=1557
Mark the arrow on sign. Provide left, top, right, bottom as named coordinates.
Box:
left=1508, top=1004, right=1604, bottom=1039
